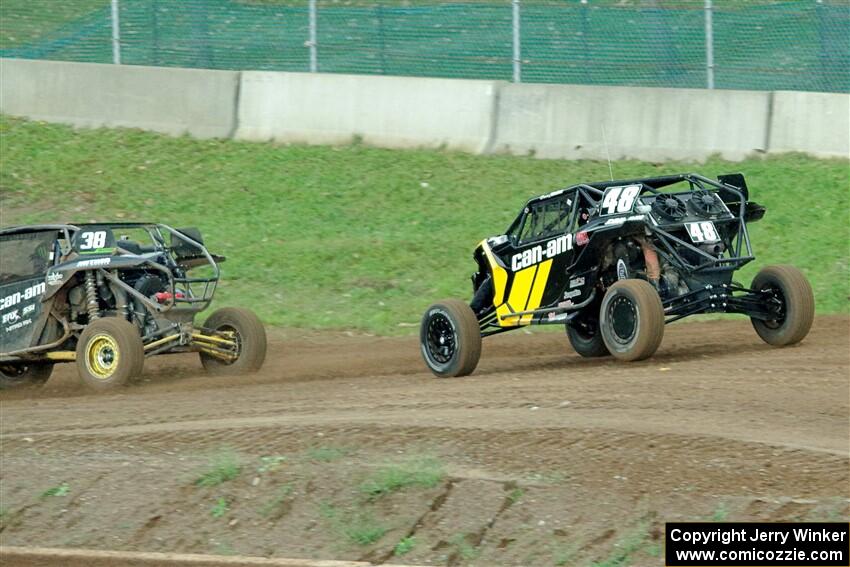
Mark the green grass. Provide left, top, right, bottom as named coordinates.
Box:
left=591, top=523, right=660, bottom=567
left=305, top=446, right=350, bottom=462
left=260, top=483, right=295, bottom=517
left=711, top=502, right=729, bottom=522
left=210, top=496, right=229, bottom=518
left=193, top=452, right=242, bottom=487
left=508, top=487, right=524, bottom=504
left=394, top=536, right=416, bottom=556
left=345, top=520, right=389, bottom=546
left=360, top=457, right=446, bottom=500
left=319, top=502, right=389, bottom=546
left=1, top=116, right=847, bottom=334
left=40, top=482, right=70, bottom=498
left=448, top=533, right=480, bottom=561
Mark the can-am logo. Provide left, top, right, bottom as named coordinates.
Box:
left=1, top=282, right=46, bottom=310
left=511, top=234, right=573, bottom=271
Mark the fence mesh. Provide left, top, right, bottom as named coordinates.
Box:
left=1, top=1, right=848, bottom=92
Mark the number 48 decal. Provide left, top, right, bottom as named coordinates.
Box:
left=601, top=185, right=641, bottom=215
left=686, top=221, right=719, bottom=243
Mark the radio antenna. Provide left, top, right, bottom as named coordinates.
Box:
left=601, top=123, right=614, bottom=181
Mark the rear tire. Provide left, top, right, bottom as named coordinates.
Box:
left=200, top=307, right=267, bottom=375
left=566, top=312, right=610, bottom=358
left=76, top=318, right=144, bottom=390
left=599, top=279, right=664, bottom=362
left=420, top=299, right=482, bottom=377
left=750, top=265, right=814, bottom=346
left=0, top=363, right=53, bottom=390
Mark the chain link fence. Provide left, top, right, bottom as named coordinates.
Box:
left=1, top=1, right=848, bottom=92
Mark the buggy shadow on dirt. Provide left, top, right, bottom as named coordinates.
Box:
left=420, top=173, right=815, bottom=377
left=0, top=223, right=266, bottom=390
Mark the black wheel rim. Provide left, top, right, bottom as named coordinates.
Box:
left=426, top=312, right=456, bottom=365
left=608, top=296, right=638, bottom=343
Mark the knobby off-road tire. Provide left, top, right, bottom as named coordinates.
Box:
left=566, top=312, right=610, bottom=358
left=599, top=279, right=665, bottom=362
left=750, top=265, right=814, bottom=347
left=0, top=363, right=54, bottom=390
left=200, top=307, right=267, bottom=375
left=420, top=299, right=482, bottom=378
left=76, top=318, right=145, bottom=390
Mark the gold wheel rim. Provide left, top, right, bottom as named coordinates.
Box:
left=86, top=333, right=120, bottom=380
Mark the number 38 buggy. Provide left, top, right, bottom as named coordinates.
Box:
left=0, top=223, right=266, bottom=390
left=420, top=173, right=814, bottom=377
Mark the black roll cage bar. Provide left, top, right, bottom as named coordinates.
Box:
left=506, top=173, right=754, bottom=275
left=1, top=222, right=221, bottom=313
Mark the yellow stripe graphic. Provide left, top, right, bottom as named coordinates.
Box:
left=499, top=264, right=537, bottom=326
left=522, top=259, right=552, bottom=324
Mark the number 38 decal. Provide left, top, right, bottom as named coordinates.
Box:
left=79, top=231, right=108, bottom=250
left=601, top=185, right=641, bottom=215
left=686, top=221, right=720, bottom=243
left=74, top=228, right=115, bottom=253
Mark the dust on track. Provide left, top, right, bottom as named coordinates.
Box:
left=1, top=317, right=848, bottom=566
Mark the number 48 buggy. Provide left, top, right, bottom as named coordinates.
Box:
left=0, top=223, right=266, bottom=390
left=420, top=173, right=814, bottom=377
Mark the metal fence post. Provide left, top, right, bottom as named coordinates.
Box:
left=309, top=0, right=318, bottom=72
left=512, top=0, right=521, bottom=82
left=704, top=0, right=715, bottom=89
left=110, top=0, right=121, bottom=64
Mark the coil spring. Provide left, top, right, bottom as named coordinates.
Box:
left=84, top=271, right=100, bottom=320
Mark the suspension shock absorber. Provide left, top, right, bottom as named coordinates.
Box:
left=84, top=271, right=100, bottom=320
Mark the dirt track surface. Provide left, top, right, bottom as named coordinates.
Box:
left=1, top=317, right=848, bottom=566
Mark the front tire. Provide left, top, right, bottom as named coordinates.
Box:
left=0, top=363, right=54, bottom=390
left=420, top=299, right=482, bottom=377
left=200, top=307, right=267, bottom=375
left=599, top=279, right=664, bottom=362
left=76, top=318, right=144, bottom=390
left=566, top=312, right=610, bottom=358
left=750, top=265, right=814, bottom=346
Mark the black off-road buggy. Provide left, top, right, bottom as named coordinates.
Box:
left=420, top=173, right=814, bottom=377
left=0, top=223, right=266, bottom=390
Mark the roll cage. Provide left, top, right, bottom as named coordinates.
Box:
left=505, top=173, right=757, bottom=275
left=1, top=222, right=222, bottom=314
left=481, top=173, right=767, bottom=331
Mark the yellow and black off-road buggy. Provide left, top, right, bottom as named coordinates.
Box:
left=420, top=173, right=814, bottom=377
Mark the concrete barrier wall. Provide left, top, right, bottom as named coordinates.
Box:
left=1, top=58, right=847, bottom=160
left=235, top=71, right=501, bottom=153
left=0, top=59, right=239, bottom=139
left=769, top=91, right=850, bottom=158
left=492, top=83, right=773, bottom=162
